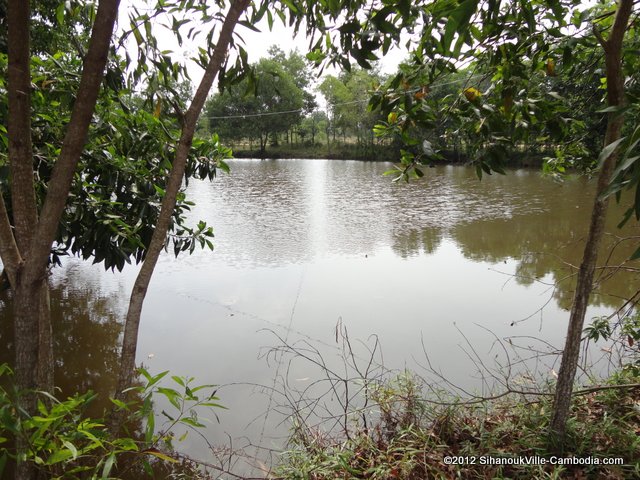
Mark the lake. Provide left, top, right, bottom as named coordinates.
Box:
left=1, top=159, right=638, bottom=475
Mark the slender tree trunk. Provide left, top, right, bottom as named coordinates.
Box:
left=259, top=132, right=267, bottom=156
left=549, top=0, right=632, bottom=448
left=112, top=0, right=251, bottom=426
left=8, top=1, right=38, bottom=253
left=7, top=11, right=52, bottom=480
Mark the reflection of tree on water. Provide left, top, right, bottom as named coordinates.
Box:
left=450, top=204, right=639, bottom=310
left=0, top=265, right=211, bottom=479
left=50, top=284, right=123, bottom=413
left=0, top=264, right=125, bottom=416
left=391, top=226, right=443, bottom=258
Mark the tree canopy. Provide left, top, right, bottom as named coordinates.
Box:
left=204, top=48, right=309, bottom=152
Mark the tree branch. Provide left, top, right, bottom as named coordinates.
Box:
left=0, top=192, right=23, bottom=286
left=114, top=0, right=251, bottom=407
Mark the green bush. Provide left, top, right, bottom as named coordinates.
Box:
left=0, top=364, right=223, bottom=479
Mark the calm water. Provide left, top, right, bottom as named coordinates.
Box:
left=1, top=160, right=638, bottom=473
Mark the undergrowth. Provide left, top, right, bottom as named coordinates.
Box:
left=274, top=370, right=640, bottom=479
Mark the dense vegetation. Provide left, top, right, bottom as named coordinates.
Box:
left=201, top=47, right=393, bottom=160
left=200, top=9, right=639, bottom=168
left=276, top=370, right=640, bottom=479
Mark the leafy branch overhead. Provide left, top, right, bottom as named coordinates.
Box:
left=0, top=10, right=230, bottom=272
left=305, top=0, right=640, bottom=196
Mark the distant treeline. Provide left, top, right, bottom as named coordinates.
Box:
left=199, top=45, right=605, bottom=167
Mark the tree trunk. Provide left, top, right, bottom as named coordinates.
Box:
left=549, top=0, right=632, bottom=449
left=112, top=0, right=251, bottom=429
left=3, top=3, right=121, bottom=478
left=259, top=132, right=267, bottom=156
left=37, top=279, right=53, bottom=391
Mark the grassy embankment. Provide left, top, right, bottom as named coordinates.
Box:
left=274, top=370, right=640, bottom=479
left=231, top=143, right=548, bottom=167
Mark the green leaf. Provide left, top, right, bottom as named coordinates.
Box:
left=142, top=460, right=153, bottom=476
left=199, top=401, right=227, bottom=409
left=109, top=398, right=129, bottom=411
left=339, top=20, right=361, bottom=34
left=62, top=440, right=78, bottom=460
left=145, top=369, right=169, bottom=389
left=598, top=137, right=626, bottom=167
left=612, top=156, right=640, bottom=180
left=266, top=10, right=274, bottom=30
left=46, top=449, right=74, bottom=465
left=189, top=384, right=216, bottom=393
left=180, top=417, right=205, bottom=428
left=238, top=20, right=261, bottom=32
left=157, top=387, right=181, bottom=410
left=145, top=411, right=155, bottom=443
left=442, top=0, right=477, bottom=54
left=113, top=437, right=139, bottom=451
left=596, top=105, right=630, bottom=114
left=101, top=453, right=116, bottom=479
left=55, top=3, right=65, bottom=25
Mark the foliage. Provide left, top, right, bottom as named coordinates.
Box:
left=0, top=49, right=229, bottom=271
left=318, top=68, right=385, bottom=153
left=275, top=370, right=640, bottom=479
left=204, top=48, right=310, bottom=152
left=303, top=0, right=637, bottom=189
left=585, top=310, right=640, bottom=373
left=0, top=364, right=223, bottom=479
left=0, top=0, right=94, bottom=55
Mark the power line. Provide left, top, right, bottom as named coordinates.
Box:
left=207, top=107, right=307, bottom=120
left=207, top=99, right=366, bottom=120
left=207, top=74, right=481, bottom=121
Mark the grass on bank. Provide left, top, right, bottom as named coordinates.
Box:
left=228, top=140, right=549, bottom=166
left=231, top=142, right=401, bottom=162
left=274, top=369, right=640, bottom=480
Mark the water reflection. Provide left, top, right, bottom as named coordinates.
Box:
left=391, top=226, right=443, bottom=258
left=198, top=161, right=638, bottom=310
left=0, top=262, right=126, bottom=415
